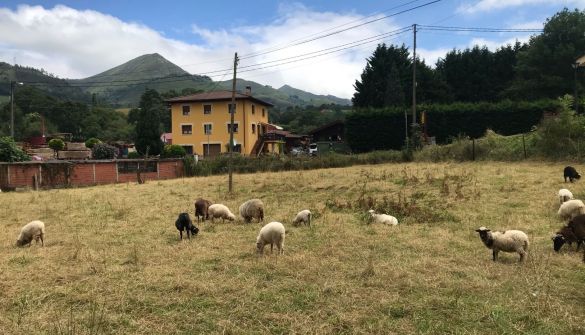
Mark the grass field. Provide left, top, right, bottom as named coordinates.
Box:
left=1, top=162, right=585, bottom=334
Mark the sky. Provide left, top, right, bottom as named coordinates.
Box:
left=0, top=0, right=583, bottom=99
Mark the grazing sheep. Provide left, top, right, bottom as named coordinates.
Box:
left=16, top=220, right=45, bottom=247
left=558, top=199, right=585, bottom=220
left=368, top=210, right=398, bottom=226
left=564, top=166, right=581, bottom=183
left=175, top=213, right=199, bottom=240
left=475, top=226, right=529, bottom=262
left=558, top=188, right=574, bottom=204
left=239, top=199, right=264, bottom=223
left=256, top=221, right=285, bottom=255
left=292, top=209, right=312, bottom=227
left=208, top=204, right=236, bottom=222
left=552, top=214, right=585, bottom=252
left=194, top=198, right=212, bottom=222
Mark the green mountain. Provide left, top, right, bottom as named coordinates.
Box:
left=1, top=54, right=351, bottom=109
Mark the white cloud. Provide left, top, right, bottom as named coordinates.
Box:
left=0, top=4, right=402, bottom=99
left=458, top=0, right=585, bottom=14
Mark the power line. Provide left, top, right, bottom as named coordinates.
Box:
left=418, top=25, right=543, bottom=33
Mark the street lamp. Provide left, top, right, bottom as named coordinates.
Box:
left=10, top=81, right=23, bottom=138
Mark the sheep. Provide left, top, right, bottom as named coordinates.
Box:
left=558, top=199, right=585, bottom=220
left=239, top=199, right=264, bottom=223
left=552, top=214, right=585, bottom=252
left=292, top=209, right=312, bottom=227
left=208, top=204, right=236, bottom=222
left=475, top=226, right=529, bottom=262
left=256, top=221, right=285, bottom=255
left=194, top=198, right=212, bottom=222
left=16, top=220, right=45, bottom=247
left=558, top=188, right=574, bottom=204
left=367, top=210, right=398, bottom=226
left=175, top=213, right=199, bottom=240
left=564, top=166, right=581, bottom=183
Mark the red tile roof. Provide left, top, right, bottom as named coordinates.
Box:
left=165, top=90, right=274, bottom=107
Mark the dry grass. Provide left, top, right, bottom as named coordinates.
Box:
left=1, top=162, right=585, bottom=334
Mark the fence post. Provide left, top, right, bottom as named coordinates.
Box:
left=522, top=134, right=527, bottom=159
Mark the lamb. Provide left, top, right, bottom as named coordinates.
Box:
left=552, top=214, right=585, bottom=252
left=175, top=213, right=199, bottom=240
left=558, top=188, right=574, bottom=204
left=564, top=166, right=581, bottom=183
left=207, top=204, right=236, bottom=222
left=256, top=221, right=285, bottom=255
left=16, top=220, right=45, bottom=247
left=475, top=226, right=529, bottom=262
left=239, top=199, right=264, bottom=223
left=367, top=210, right=398, bottom=226
left=292, top=209, right=312, bottom=227
left=558, top=199, right=585, bottom=220
left=194, top=198, right=212, bottom=222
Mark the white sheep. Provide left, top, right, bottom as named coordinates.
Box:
left=16, top=220, right=45, bottom=247
left=256, top=221, right=285, bottom=255
left=558, top=199, right=585, bottom=220
left=207, top=204, right=236, bottom=222
left=239, top=199, right=264, bottom=223
left=558, top=188, right=574, bottom=204
left=475, top=226, right=529, bottom=262
left=292, top=209, right=312, bottom=227
left=368, top=210, right=398, bottom=226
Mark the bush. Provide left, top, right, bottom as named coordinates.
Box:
left=0, top=136, right=30, bottom=162
left=161, top=144, right=187, bottom=158
left=85, top=137, right=102, bottom=149
left=92, top=143, right=118, bottom=160
left=48, top=138, right=65, bottom=152
left=127, top=151, right=141, bottom=159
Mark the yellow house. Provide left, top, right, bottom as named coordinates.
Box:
left=167, top=90, right=274, bottom=156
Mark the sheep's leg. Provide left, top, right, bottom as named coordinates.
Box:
left=179, top=231, right=183, bottom=240
left=278, top=241, right=284, bottom=255
left=39, top=233, right=44, bottom=247
left=518, top=249, right=526, bottom=262
left=492, top=250, right=498, bottom=262
left=577, top=241, right=583, bottom=252
left=270, top=243, right=274, bottom=254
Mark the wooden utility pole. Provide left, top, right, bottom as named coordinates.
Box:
left=411, top=24, right=417, bottom=126
left=228, top=52, right=239, bottom=193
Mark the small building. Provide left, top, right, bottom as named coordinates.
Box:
left=308, top=120, right=345, bottom=142
left=166, top=88, right=273, bottom=157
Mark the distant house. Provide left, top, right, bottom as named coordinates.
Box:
left=166, top=88, right=273, bottom=156
left=308, top=120, right=345, bottom=142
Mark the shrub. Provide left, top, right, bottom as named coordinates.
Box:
left=92, top=143, right=118, bottom=160
left=0, top=136, right=30, bottom=162
left=127, top=151, right=141, bottom=159
left=85, top=137, right=102, bottom=149
left=48, top=138, right=65, bottom=152
left=161, top=144, right=186, bottom=158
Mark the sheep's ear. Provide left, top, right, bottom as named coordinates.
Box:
left=474, top=229, right=481, bottom=232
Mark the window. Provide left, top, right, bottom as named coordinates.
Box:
left=252, top=124, right=256, bottom=134
left=182, top=145, right=193, bottom=155
left=181, top=125, right=192, bottom=135
left=228, top=103, right=236, bottom=114
left=203, top=104, right=212, bottom=114
left=227, top=123, right=239, bottom=133
left=182, top=105, right=190, bottom=116
left=251, top=105, right=255, bottom=114
left=262, top=108, right=265, bottom=117
left=204, top=124, right=212, bottom=135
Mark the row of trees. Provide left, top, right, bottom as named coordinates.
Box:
left=352, top=9, right=585, bottom=108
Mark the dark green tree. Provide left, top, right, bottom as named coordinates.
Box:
left=507, top=8, right=585, bottom=99
left=0, top=136, right=30, bottom=162
left=134, top=89, right=164, bottom=156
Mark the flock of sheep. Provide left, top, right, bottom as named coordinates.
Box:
left=12, top=165, right=585, bottom=264
left=475, top=165, right=585, bottom=263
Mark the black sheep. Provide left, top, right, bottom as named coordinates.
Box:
left=552, top=214, right=585, bottom=252
left=564, top=166, right=581, bottom=183
left=175, top=213, right=199, bottom=240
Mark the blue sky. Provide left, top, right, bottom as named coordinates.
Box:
left=0, top=1, right=583, bottom=98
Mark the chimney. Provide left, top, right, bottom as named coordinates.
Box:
left=245, top=86, right=251, bottom=95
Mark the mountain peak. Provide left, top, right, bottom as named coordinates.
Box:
left=80, top=53, right=188, bottom=82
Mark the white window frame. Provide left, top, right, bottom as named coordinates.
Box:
left=182, top=105, right=191, bottom=116
left=203, top=123, right=213, bottom=135
left=203, top=104, right=212, bottom=115
left=226, top=122, right=240, bottom=134
left=180, top=123, right=193, bottom=135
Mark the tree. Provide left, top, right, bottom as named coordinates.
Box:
left=134, top=89, right=164, bottom=156
left=0, top=136, right=30, bottom=162
left=508, top=8, right=585, bottom=100
left=92, top=143, right=117, bottom=159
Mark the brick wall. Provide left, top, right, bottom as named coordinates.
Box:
left=0, top=159, right=184, bottom=189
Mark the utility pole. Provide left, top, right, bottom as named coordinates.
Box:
left=411, top=24, right=417, bottom=127
left=228, top=52, right=239, bottom=193
left=10, top=81, right=15, bottom=138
